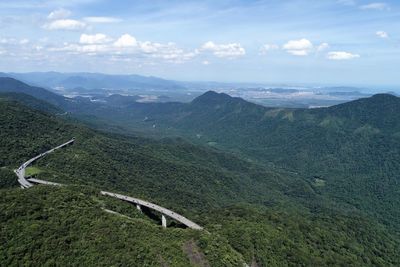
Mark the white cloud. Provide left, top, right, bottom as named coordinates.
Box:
left=317, top=42, right=329, bottom=51
left=139, top=41, right=160, bottom=53
left=83, top=17, right=122, bottom=23
left=80, top=33, right=111, bottom=44
left=360, top=2, right=389, bottom=10
left=0, top=38, right=17, bottom=44
left=49, top=43, right=110, bottom=54
left=327, top=51, right=360, bottom=60
left=19, top=39, right=29, bottom=45
left=0, top=38, right=31, bottom=46
left=43, top=19, right=87, bottom=30
left=48, top=8, right=71, bottom=20
left=259, top=44, right=279, bottom=55
left=376, top=31, right=389, bottom=38
left=202, top=60, right=210, bottom=65
left=201, top=41, right=245, bottom=58
left=337, top=0, right=356, bottom=6
left=114, top=34, right=137, bottom=47
left=283, top=38, right=313, bottom=56
left=49, top=34, right=198, bottom=64
left=149, top=44, right=199, bottom=63
left=288, top=50, right=309, bottom=56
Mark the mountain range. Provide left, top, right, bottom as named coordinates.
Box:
left=0, top=72, right=185, bottom=91
left=0, top=77, right=399, bottom=266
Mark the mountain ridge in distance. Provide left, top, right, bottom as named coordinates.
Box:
left=0, top=71, right=186, bottom=91
left=1, top=89, right=399, bottom=266
left=0, top=77, right=68, bottom=107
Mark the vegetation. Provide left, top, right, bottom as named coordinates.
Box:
left=0, top=167, right=18, bottom=189
left=0, top=186, right=245, bottom=266
left=205, top=205, right=400, bottom=266
left=25, top=166, right=43, bottom=177
left=99, top=91, right=400, bottom=232
left=1, top=86, right=400, bottom=266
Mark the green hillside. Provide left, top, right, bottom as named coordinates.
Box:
left=1, top=91, right=400, bottom=266
left=0, top=186, right=244, bottom=266
left=0, top=77, right=68, bottom=108
left=0, top=92, right=62, bottom=114
left=0, top=94, right=306, bottom=213
left=105, top=91, right=400, bottom=231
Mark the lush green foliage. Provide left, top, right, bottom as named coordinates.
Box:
left=0, top=186, right=244, bottom=266
left=0, top=78, right=67, bottom=108
left=0, top=92, right=62, bottom=114
left=0, top=168, right=18, bottom=189
left=103, top=91, right=400, bottom=231
left=0, top=93, right=311, bottom=214
left=205, top=205, right=400, bottom=266
left=1, top=89, right=400, bottom=266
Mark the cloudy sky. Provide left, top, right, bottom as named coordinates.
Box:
left=0, top=0, right=399, bottom=86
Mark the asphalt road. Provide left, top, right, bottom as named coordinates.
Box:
left=14, top=139, right=75, bottom=188
left=15, top=138, right=203, bottom=230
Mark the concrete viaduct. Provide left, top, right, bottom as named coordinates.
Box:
left=14, top=138, right=75, bottom=189
left=15, top=139, right=203, bottom=230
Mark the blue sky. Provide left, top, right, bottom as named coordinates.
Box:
left=0, top=0, right=399, bottom=86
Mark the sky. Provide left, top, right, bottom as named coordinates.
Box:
left=0, top=0, right=399, bottom=86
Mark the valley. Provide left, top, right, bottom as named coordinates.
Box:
left=0, top=77, right=399, bottom=266
left=2, top=1, right=399, bottom=265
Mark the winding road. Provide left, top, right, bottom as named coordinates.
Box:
left=14, top=139, right=75, bottom=188
left=101, top=191, right=203, bottom=230
left=15, top=139, right=203, bottom=230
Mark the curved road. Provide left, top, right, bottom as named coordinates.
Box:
left=16, top=139, right=203, bottom=230
left=14, top=139, right=75, bottom=188
left=101, top=191, right=203, bottom=230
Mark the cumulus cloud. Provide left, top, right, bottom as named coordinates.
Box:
left=376, top=31, right=389, bottom=38
left=201, top=41, right=245, bottom=58
left=80, top=33, right=111, bottom=44
left=83, top=17, right=122, bottom=23
left=49, top=33, right=199, bottom=64
left=360, top=2, right=389, bottom=10
left=0, top=38, right=31, bottom=46
left=48, top=8, right=71, bottom=20
left=327, top=51, right=360, bottom=60
left=51, top=43, right=110, bottom=54
left=202, top=60, right=210, bottom=65
left=283, top=38, right=313, bottom=56
left=259, top=44, right=279, bottom=55
left=155, top=48, right=198, bottom=63
left=317, top=43, right=329, bottom=51
left=43, top=19, right=87, bottom=30
left=0, top=38, right=17, bottom=44
left=337, top=0, right=356, bottom=6
left=113, top=34, right=137, bottom=47
left=139, top=41, right=160, bottom=53
left=19, top=39, right=29, bottom=45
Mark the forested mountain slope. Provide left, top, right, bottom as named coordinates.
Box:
left=0, top=77, right=69, bottom=108
left=91, top=91, right=400, bottom=231
left=1, top=90, right=400, bottom=265
left=0, top=95, right=306, bottom=213
left=0, top=186, right=245, bottom=266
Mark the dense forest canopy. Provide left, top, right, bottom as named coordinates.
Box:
left=1, top=82, right=400, bottom=266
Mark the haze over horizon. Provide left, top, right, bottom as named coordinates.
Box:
left=0, top=0, right=399, bottom=87
left=2, top=2, right=400, bottom=266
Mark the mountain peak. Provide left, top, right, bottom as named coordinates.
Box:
left=370, top=93, right=398, bottom=101
left=191, top=91, right=235, bottom=106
